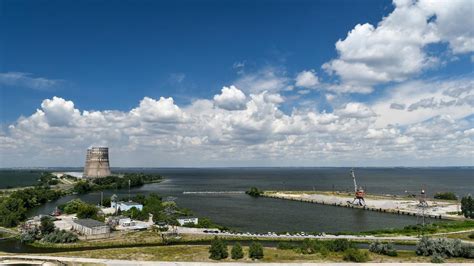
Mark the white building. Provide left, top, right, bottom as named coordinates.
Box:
left=111, top=201, right=143, bottom=212
left=177, top=217, right=198, bottom=226
left=72, top=218, right=110, bottom=236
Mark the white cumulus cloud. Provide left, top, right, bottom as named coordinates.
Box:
left=213, top=86, right=247, bottom=110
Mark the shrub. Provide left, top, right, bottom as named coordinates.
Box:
left=209, top=237, right=228, bottom=260
left=246, top=187, right=263, bottom=197
left=42, top=229, right=78, bottom=243
left=231, top=242, right=244, bottom=260
left=329, top=239, right=354, bottom=252
left=431, top=253, right=445, bottom=263
left=20, top=227, right=39, bottom=243
left=343, top=248, right=370, bottom=263
left=277, top=241, right=298, bottom=250
left=369, top=241, right=398, bottom=256
left=249, top=242, right=264, bottom=259
left=39, top=216, right=55, bottom=236
left=76, top=204, right=99, bottom=219
left=299, top=239, right=329, bottom=255
left=416, top=237, right=468, bottom=258
left=434, top=192, right=457, bottom=200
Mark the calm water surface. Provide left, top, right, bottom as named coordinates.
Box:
left=4, top=167, right=469, bottom=233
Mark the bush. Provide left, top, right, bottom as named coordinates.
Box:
left=209, top=237, right=228, bottom=260
left=329, top=238, right=354, bottom=252
left=469, top=232, right=474, bottom=239
left=369, top=241, right=398, bottom=256
left=73, top=181, right=92, bottom=194
left=431, top=253, right=445, bottom=263
left=76, top=204, right=99, bottom=219
left=343, top=248, right=370, bottom=262
left=231, top=242, right=244, bottom=260
left=249, top=242, right=264, bottom=259
left=299, top=239, right=328, bottom=255
left=42, top=229, right=78, bottom=243
left=246, top=187, right=263, bottom=197
left=416, top=237, right=469, bottom=258
left=40, top=216, right=55, bottom=236
left=277, top=241, right=299, bottom=250
left=434, top=192, right=457, bottom=200
left=20, top=227, right=39, bottom=243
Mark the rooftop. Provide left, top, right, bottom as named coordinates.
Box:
left=74, top=218, right=107, bottom=228
left=119, top=201, right=142, bottom=206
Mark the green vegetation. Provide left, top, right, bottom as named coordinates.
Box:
left=21, top=217, right=78, bottom=244
left=231, top=242, right=244, bottom=260
left=182, top=217, right=228, bottom=231
left=73, top=173, right=163, bottom=194
left=0, top=186, right=62, bottom=227
left=245, top=187, right=263, bottom=197
left=434, top=192, right=458, bottom=200
left=343, top=248, right=370, bottom=262
left=279, top=238, right=355, bottom=255
left=461, top=195, right=474, bottom=218
left=416, top=237, right=473, bottom=259
left=58, top=199, right=99, bottom=219
left=40, top=216, right=55, bottom=235
left=209, top=237, right=228, bottom=260
left=249, top=242, right=264, bottom=259
left=38, top=172, right=59, bottom=186
left=369, top=241, right=398, bottom=256
left=41, top=229, right=78, bottom=243
left=338, top=220, right=474, bottom=236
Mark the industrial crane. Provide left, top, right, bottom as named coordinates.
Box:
left=349, top=168, right=366, bottom=206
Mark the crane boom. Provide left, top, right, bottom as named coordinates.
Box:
left=351, top=168, right=357, bottom=193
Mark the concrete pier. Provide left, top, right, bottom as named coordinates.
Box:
left=262, top=191, right=463, bottom=221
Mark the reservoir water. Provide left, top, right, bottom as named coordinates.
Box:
left=1, top=167, right=472, bottom=233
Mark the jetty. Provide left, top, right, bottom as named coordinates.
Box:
left=262, top=191, right=464, bottom=221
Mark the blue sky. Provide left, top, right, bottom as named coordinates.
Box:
left=0, top=0, right=473, bottom=167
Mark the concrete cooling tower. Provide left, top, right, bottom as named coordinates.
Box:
left=83, top=147, right=111, bottom=178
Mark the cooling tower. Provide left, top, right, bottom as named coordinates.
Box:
left=83, top=147, right=111, bottom=178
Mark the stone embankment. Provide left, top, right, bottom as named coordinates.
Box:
left=263, top=191, right=463, bottom=221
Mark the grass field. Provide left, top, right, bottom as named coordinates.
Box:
left=41, top=245, right=471, bottom=263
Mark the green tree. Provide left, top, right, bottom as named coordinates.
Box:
left=461, top=196, right=473, bottom=218
left=40, top=216, right=55, bottom=235
left=249, top=242, right=264, bottom=260
left=0, top=197, right=27, bottom=227
left=209, top=237, right=228, bottom=260
left=231, top=242, right=244, bottom=260
left=434, top=192, right=457, bottom=200
left=73, top=181, right=92, bottom=194
left=77, top=204, right=99, bottom=219
left=246, top=187, right=263, bottom=197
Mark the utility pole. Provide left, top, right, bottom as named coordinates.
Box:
left=128, top=179, right=131, bottom=202
left=100, top=191, right=103, bottom=207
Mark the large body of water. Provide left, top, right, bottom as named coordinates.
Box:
left=1, top=167, right=472, bottom=233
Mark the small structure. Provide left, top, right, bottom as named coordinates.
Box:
left=72, top=218, right=110, bottom=236
left=111, top=201, right=143, bottom=212
left=177, top=217, right=198, bottom=226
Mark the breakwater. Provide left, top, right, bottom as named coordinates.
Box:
left=262, top=191, right=462, bottom=221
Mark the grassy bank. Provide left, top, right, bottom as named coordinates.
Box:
left=337, top=220, right=474, bottom=236
left=43, top=245, right=470, bottom=263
